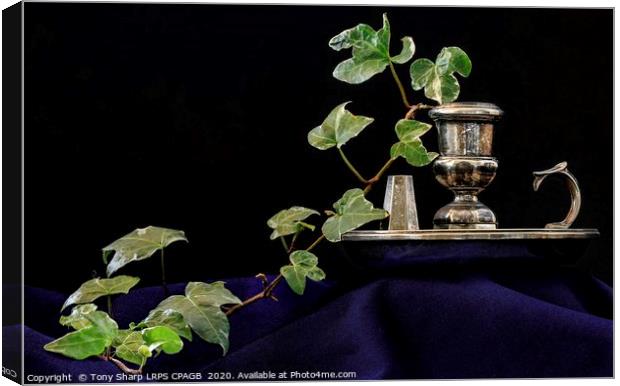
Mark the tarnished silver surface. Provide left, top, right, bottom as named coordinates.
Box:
left=533, top=161, right=582, bottom=229
left=429, top=102, right=503, bottom=229
left=342, top=228, right=600, bottom=241
left=429, top=102, right=503, bottom=156
left=427, top=102, right=504, bottom=122
left=383, top=175, right=419, bottom=230
left=433, top=157, right=498, bottom=192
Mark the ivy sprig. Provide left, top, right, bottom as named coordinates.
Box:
left=42, top=13, right=474, bottom=376
left=329, top=13, right=415, bottom=86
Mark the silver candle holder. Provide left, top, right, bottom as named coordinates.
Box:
left=429, top=102, right=504, bottom=229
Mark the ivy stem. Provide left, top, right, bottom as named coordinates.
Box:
left=306, top=234, right=325, bottom=252
left=224, top=233, right=325, bottom=317
left=160, top=248, right=169, bottom=297
left=107, top=295, right=113, bottom=318
left=226, top=154, right=396, bottom=317
left=364, top=157, right=397, bottom=194
left=287, top=232, right=300, bottom=254
left=405, top=103, right=434, bottom=120
left=280, top=236, right=289, bottom=254
left=337, top=148, right=368, bottom=184
left=100, top=355, right=142, bottom=375
left=388, top=60, right=412, bottom=109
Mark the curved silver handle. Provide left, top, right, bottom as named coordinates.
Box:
left=532, top=161, right=581, bottom=229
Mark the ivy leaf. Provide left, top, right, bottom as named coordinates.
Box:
left=436, top=47, right=472, bottom=77
left=390, top=119, right=438, bottom=167
left=142, top=326, right=183, bottom=355
left=61, top=276, right=140, bottom=311
left=322, top=188, right=388, bottom=242
left=153, top=281, right=241, bottom=355
left=390, top=140, right=438, bottom=167
left=394, top=119, right=433, bottom=141
left=44, top=326, right=111, bottom=360
left=267, top=206, right=319, bottom=240
left=332, top=58, right=388, bottom=85
left=113, top=330, right=147, bottom=366
left=59, top=304, right=98, bottom=330
left=84, top=311, right=119, bottom=341
left=410, top=58, right=435, bottom=90
left=409, top=46, right=471, bottom=104
left=280, top=250, right=325, bottom=295
left=330, top=14, right=415, bottom=84
left=44, top=311, right=118, bottom=360
left=308, top=102, right=374, bottom=150
left=424, top=73, right=460, bottom=105
left=103, top=226, right=188, bottom=276
left=141, top=309, right=192, bottom=341
left=391, top=37, right=415, bottom=64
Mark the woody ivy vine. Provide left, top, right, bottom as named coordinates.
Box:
left=43, top=14, right=472, bottom=374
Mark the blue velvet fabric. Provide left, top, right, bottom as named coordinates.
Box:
left=12, top=252, right=613, bottom=381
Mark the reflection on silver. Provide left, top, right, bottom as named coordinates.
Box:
left=342, top=228, right=599, bottom=241
left=533, top=161, right=582, bottom=229
left=429, top=102, right=504, bottom=229
left=383, top=175, right=419, bottom=230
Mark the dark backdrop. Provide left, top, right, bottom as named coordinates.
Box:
left=24, top=4, right=613, bottom=292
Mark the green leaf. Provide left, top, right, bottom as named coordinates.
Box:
left=390, top=119, right=438, bottom=167
left=329, top=13, right=414, bottom=84
left=436, top=47, right=471, bottom=77
left=321, top=188, right=388, bottom=242
left=390, top=140, right=438, bottom=167
left=44, top=311, right=118, bottom=360
left=267, top=206, right=319, bottom=240
left=391, top=37, right=415, bottom=64
left=103, top=226, right=188, bottom=276
left=138, top=345, right=152, bottom=359
left=329, top=23, right=376, bottom=51
left=332, top=58, right=390, bottom=85
left=409, top=58, right=435, bottom=90
left=141, top=309, right=192, bottom=341
left=61, top=276, right=140, bottom=311
left=306, top=266, right=326, bottom=281
left=113, top=330, right=147, bottom=366
left=59, top=304, right=98, bottom=330
left=308, top=102, right=374, bottom=150
left=409, top=47, right=471, bottom=104
left=394, top=119, right=433, bottom=142
left=425, top=73, right=460, bottom=105
left=142, top=326, right=183, bottom=355
left=84, top=311, right=119, bottom=342
left=280, top=250, right=325, bottom=295
left=152, top=281, right=241, bottom=355
left=44, top=326, right=111, bottom=360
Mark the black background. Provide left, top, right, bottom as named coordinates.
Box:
left=24, top=4, right=613, bottom=292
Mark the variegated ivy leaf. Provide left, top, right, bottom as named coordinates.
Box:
left=152, top=281, right=241, bottom=355
left=44, top=311, right=118, bottom=360
left=59, top=303, right=98, bottom=330
left=142, top=326, right=183, bottom=355
left=322, top=188, right=388, bottom=242
left=410, top=46, right=471, bottom=104
left=435, top=47, right=472, bottom=77
left=308, top=102, right=374, bottom=150
left=103, top=226, right=188, bottom=276
left=390, top=119, right=438, bottom=167
left=61, top=276, right=140, bottom=311
left=140, top=309, right=192, bottom=341
left=280, top=250, right=325, bottom=295
left=113, top=330, right=147, bottom=366
left=267, top=206, right=319, bottom=240
left=113, top=326, right=183, bottom=366
left=330, top=13, right=415, bottom=84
